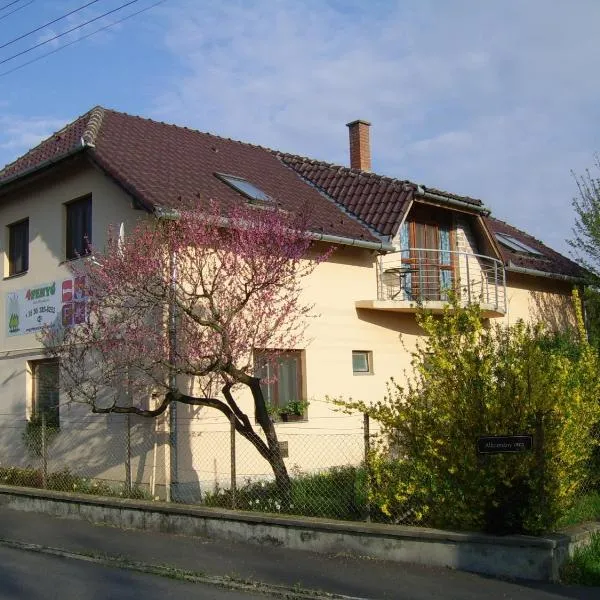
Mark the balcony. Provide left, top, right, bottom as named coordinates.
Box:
left=355, top=248, right=506, bottom=317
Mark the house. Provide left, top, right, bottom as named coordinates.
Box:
left=0, top=108, right=583, bottom=499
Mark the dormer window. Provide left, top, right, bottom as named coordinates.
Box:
left=215, top=173, right=272, bottom=204
left=495, top=233, right=542, bottom=256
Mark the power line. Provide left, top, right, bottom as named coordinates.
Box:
left=0, top=0, right=142, bottom=66
left=0, top=1, right=24, bottom=12
left=0, top=0, right=102, bottom=50
left=0, top=0, right=34, bottom=23
left=0, top=0, right=165, bottom=78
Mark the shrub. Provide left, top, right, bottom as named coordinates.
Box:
left=561, top=532, right=600, bottom=585
left=203, top=465, right=367, bottom=521
left=0, top=465, right=151, bottom=500
left=339, top=294, right=600, bottom=535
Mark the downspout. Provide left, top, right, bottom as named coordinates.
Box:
left=155, top=207, right=181, bottom=502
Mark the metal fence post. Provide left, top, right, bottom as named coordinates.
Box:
left=125, top=413, right=132, bottom=494
left=230, top=413, right=237, bottom=510
left=364, top=412, right=371, bottom=522
left=41, top=413, right=48, bottom=489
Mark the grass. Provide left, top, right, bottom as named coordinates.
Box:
left=0, top=465, right=151, bottom=500
left=557, top=492, right=600, bottom=529
left=561, top=532, right=600, bottom=585
left=203, top=465, right=369, bottom=521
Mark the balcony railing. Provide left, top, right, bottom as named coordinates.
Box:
left=375, top=248, right=506, bottom=315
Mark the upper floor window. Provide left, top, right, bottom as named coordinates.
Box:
left=66, top=196, right=92, bottom=259
left=495, top=233, right=543, bottom=257
left=215, top=173, right=272, bottom=204
left=8, top=218, right=29, bottom=276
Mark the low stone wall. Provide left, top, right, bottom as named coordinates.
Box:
left=0, top=485, right=597, bottom=582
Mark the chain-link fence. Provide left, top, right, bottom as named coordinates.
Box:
left=0, top=411, right=598, bottom=532
left=0, top=410, right=381, bottom=522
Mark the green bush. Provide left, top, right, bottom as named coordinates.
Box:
left=339, top=294, right=600, bottom=535
left=0, top=465, right=151, bottom=500
left=561, top=532, right=600, bottom=585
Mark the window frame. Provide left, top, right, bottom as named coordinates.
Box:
left=352, top=350, right=373, bottom=375
left=254, top=349, right=306, bottom=422
left=65, top=195, right=92, bottom=260
left=215, top=172, right=273, bottom=205
left=495, top=233, right=543, bottom=257
left=7, top=218, right=29, bottom=276
left=30, top=359, right=60, bottom=428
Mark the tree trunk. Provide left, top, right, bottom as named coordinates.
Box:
left=247, top=377, right=291, bottom=509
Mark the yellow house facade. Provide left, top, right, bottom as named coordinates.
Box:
left=0, top=108, right=582, bottom=500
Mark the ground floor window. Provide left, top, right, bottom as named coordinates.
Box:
left=254, top=350, right=306, bottom=421
left=30, top=359, right=60, bottom=427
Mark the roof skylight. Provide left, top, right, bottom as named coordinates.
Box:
left=215, top=173, right=272, bottom=204
left=495, top=233, right=543, bottom=256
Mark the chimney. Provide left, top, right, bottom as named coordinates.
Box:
left=346, top=119, right=371, bottom=171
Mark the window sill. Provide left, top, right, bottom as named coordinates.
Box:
left=3, top=271, right=28, bottom=281
left=353, top=371, right=374, bottom=376
left=274, top=416, right=307, bottom=424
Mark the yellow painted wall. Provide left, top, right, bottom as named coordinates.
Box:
left=0, top=163, right=581, bottom=498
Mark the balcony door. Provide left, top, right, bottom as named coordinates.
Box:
left=400, top=207, right=456, bottom=301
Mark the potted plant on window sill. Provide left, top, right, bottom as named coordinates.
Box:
left=267, top=400, right=309, bottom=422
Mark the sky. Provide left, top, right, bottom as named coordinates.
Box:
left=1, top=0, right=599, bottom=255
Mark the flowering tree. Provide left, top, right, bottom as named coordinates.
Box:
left=42, top=203, right=326, bottom=501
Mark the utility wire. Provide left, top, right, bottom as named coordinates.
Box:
left=0, top=0, right=142, bottom=66
left=0, top=0, right=24, bottom=12
left=0, top=0, right=165, bottom=78
left=0, top=0, right=34, bottom=23
left=0, top=0, right=102, bottom=50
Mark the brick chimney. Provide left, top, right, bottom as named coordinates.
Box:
left=346, top=119, right=371, bottom=171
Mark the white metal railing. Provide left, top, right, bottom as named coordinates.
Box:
left=377, top=248, right=506, bottom=313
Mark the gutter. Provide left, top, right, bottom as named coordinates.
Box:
left=154, top=206, right=396, bottom=253
left=0, top=139, right=89, bottom=192
left=506, top=262, right=585, bottom=283
left=416, top=186, right=491, bottom=216
left=309, top=231, right=395, bottom=252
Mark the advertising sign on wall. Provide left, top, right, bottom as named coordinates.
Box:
left=6, top=276, right=86, bottom=337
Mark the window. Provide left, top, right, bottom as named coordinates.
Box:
left=66, top=196, right=92, bottom=259
left=254, top=350, right=305, bottom=421
left=399, top=206, right=456, bottom=301
left=7, top=219, right=29, bottom=276
left=30, top=360, right=59, bottom=427
left=352, top=351, right=373, bottom=375
left=215, top=173, right=272, bottom=204
left=495, top=233, right=543, bottom=256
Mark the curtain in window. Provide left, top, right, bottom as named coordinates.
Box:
left=399, top=222, right=412, bottom=299
left=439, top=226, right=453, bottom=299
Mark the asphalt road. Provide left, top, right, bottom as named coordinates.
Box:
left=0, top=545, right=268, bottom=600
left=0, top=507, right=599, bottom=599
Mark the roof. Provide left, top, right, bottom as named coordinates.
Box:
left=0, top=106, right=584, bottom=279
left=276, top=153, right=581, bottom=280
left=276, top=153, right=483, bottom=238
left=485, top=217, right=584, bottom=279
left=0, top=107, right=379, bottom=244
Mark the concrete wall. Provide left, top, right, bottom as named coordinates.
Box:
left=2, top=485, right=597, bottom=582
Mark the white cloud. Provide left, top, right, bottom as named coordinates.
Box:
left=153, top=0, right=600, bottom=255
left=0, top=115, right=66, bottom=153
